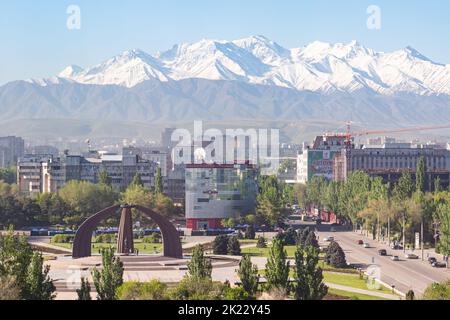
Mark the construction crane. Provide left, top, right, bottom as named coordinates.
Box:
left=341, top=122, right=450, bottom=148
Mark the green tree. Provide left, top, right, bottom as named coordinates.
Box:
left=76, top=277, right=92, bottom=300
left=155, top=167, right=163, bottom=194
left=131, top=172, right=144, bottom=188
left=227, top=236, right=241, bottom=256
left=92, top=248, right=124, bottom=300
left=0, top=276, right=21, bottom=300
left=265, top=238, right=290, bottom=293
left=393, top=172, right=415, bottom=202
left=117, top=280, right=168, bottom=300
left=213, top=235, right=229, bottom=255
left=436, top=203, right=450, bottom=258
left=422, top=281, right=450, bottom=300
left=98, top=170, right=111, bottom=186
left=24, top=252, right=56, bottom=300
left=325, top=241, right=347, bottom=268
left=237, top=255, right=259, bottom=297
left=416, top=157, right=427, bottom=194
left=293, top=245, right=328, bottom=300
left=244, top=225, right=256, bottom=240
left=187, top=245, right=212, bottom=281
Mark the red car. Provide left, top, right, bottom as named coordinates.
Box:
left=358, top=240, right=364, bottom=245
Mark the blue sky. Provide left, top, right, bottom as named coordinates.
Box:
left=0, top=0, right=449, bottom=84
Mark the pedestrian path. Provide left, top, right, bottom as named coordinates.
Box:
left=325, top=282, right=401, bottom=300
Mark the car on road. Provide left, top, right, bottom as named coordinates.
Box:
left=391, top=256, right=400, bottom=261
left=378, top=249, right=387, bottom=256
left=405, top=253, right=419, bottom=260
left=324, top=236, right=335, bottom=242
left=428, top=257, right=437, bottom=264
left=391, top=244, right=403, bottom=250
left=432, top=261, right=447, bottom=268
left=357, top=240, right=364, bottom=245
left=363, top=242, right=371, bottom=248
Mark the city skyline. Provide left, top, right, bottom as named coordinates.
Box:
left=1, top=0, right=449, bottom=85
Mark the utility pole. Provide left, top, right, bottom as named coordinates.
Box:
left=421, top=219, right=424, bottom=261
left=403, top=213, right=406, bottom=254
left=388, top=217, right=391, bottom=248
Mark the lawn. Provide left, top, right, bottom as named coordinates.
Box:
left=241, top=246, right=297, bottom=258
left=52, top=241, right=164, bottom=254
left=327, top=288, right=390, bottom=300
left=323, top=272, right=394, bottom=294
left=238, top=239, right=258, bottom=245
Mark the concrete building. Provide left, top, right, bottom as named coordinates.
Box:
left=18, top=151, right=158, bottom=195
left=333, top=143, right=450, bottom=191
left=297, top=135, right=347, bottom=184
left=0, top=136, right=25, bottom=167
left=185, top=163, right=258, bottom=230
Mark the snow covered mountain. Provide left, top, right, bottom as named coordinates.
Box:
left=50, top=36, right=450, bottom=96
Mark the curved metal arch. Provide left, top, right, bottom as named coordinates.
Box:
left=72, top=204, right=183, bottom=259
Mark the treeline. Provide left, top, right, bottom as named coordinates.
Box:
left=0, top=172, right=178, bottom=229
left=295, top=158, right=449, bottom=255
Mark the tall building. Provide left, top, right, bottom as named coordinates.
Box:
left=185, top=163, right=258, bottom=230
left=333, top=143, right=450, bottom=191
left=17, top=155, right=52, bottom=195
left=0, top=136, right=25, bottom=167
left=297, top=135, right=347, bottom=184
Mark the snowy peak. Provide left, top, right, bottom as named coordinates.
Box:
left=50, top=36, right=450, bottom=95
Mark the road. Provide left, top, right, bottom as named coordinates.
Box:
left=311, top=223, right=450, bottom=296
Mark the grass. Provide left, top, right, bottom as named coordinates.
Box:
left=238, top=239, right=258, bottom=245
left=323, top=272, right=393, bottom=294
left=327, top=288, right=390, bottom=301
left=241, top=246, right=297, bottom=258
left=52, top=241, right=164, bottom=254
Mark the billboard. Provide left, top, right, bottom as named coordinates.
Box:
left=307, top=150, right=339, bottom=181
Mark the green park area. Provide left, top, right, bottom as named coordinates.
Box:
left=327, top=288, right=390, bottom=300
left=52, top=240, right=164, bottom=254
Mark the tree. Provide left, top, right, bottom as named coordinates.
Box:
left=227, top=236, right=241, bottom=256
left=131, top=172, right=144, bottom=188
left=155, top=167, right=163, bottom=194
left=293, top=245, right=328, bottom=300
left=92, top=248, right=124, bottom=300
left=436, top=203, right=450, bottom=259
left=393, top=172, right=415, bottom=202
left=0, top=228, right=33, bottom=298
left=0, top=276, right=20, bottom=300
left=77, top=277, right=92, bottom=300
left=325, top=241, right=347, bottom=268
left=237, top=255, right=259, bottom=297
left=416, top=156, right=427, bottom=194
left=213, top=235, right=229, bottom=255
left=422, top=281, right=450, bottom=300
left=406, top=290, right=415, bottom=300
left=265, top=238, right=290, bottom=293
left=98, top=170, right=111, bottom=186
left=0, top=166, right=16, bottom=184
left=187, top=245, right=212, bottom=281
left=24, top=252, right=56, bottom=300
left=245, top=225, right=256, bottom=240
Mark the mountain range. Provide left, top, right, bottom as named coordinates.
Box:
left=1, top=36, right=450, bottom=140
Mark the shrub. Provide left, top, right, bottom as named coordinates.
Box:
left=256, top=236, right=267, bottom=248
left=94, top=233, right=116, bottom=244
left=117, top=280, right=168, bottom=300
left=422, top=281, right=450, bottom=300
left=51, top=234, right=74, bottom=244
left=142, top=233, right=162, bottom=244
left=169, top=277, right=226, bottom=300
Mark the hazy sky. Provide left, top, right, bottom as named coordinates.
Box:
left=0, top=0, right=449, bottom=84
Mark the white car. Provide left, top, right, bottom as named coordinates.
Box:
left=363, top=243, right=371, bottom=248
left=324, top=236, right=335, bottom=242
left=391, top=256, right=400, bottom=261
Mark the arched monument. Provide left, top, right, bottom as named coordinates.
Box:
left=72, top=204, right=183, bottom=259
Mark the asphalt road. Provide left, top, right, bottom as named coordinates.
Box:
left=312, top=223, right=450, bottom=295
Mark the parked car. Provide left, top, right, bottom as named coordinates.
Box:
left=391, top=256, right=400, bottom=261
left=405, top=253, right=419, bottom=260
left=432, top=262, right=447, bottom=268
left=357, top=240, right=364, bottom=245
left=324, top=236, right=335, bottom=242
left=428, top=257, right=437, bottom=264
left=363, top=242, right=371, bottom=248
left=391, top=244, right=403, bottom=250
left=378, top=249, right=387, bottom=256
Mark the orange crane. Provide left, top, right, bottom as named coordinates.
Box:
left=341, top=122, right=450, bottom=148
